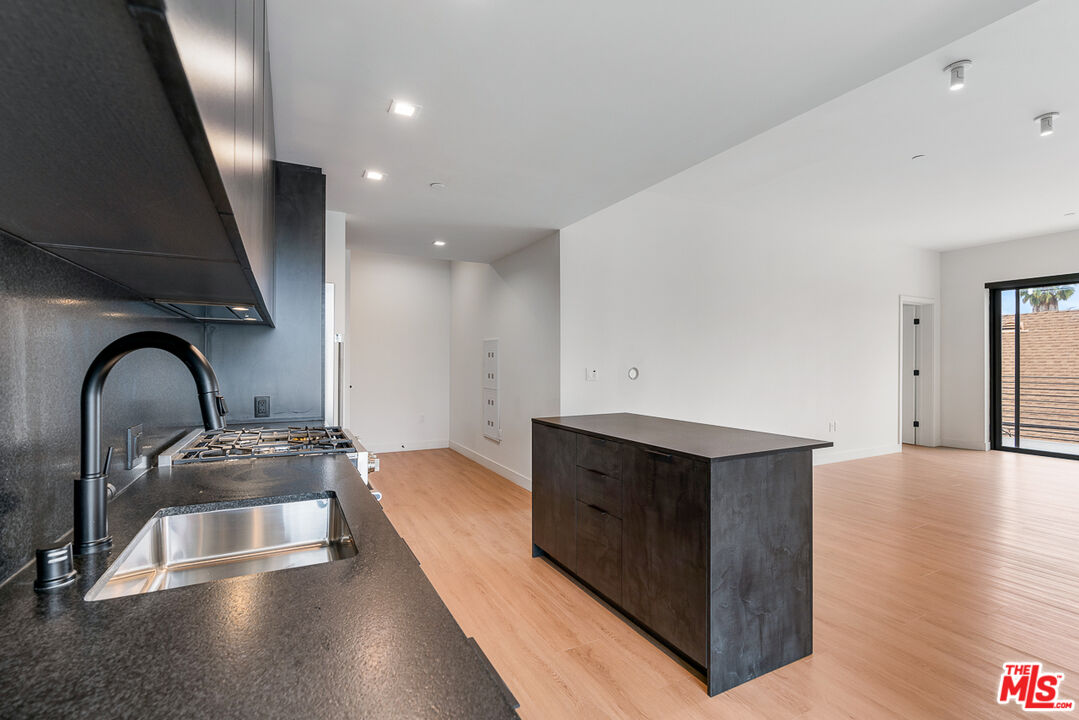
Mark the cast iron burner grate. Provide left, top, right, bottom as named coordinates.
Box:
left=172, top=426, right=355, bottom=464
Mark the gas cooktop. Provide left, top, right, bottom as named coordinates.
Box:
left=168, top=426, right=356, bottom=465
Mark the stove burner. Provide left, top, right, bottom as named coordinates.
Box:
left=173, top=426, right=355, bottom=465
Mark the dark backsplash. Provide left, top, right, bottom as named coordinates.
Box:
left=0, top=162, right=326, bottom=583
left=0, top=233, right=208, bottom=581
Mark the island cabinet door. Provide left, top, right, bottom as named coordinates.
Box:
left=621, top=445, right=709, bottom=667
left=532, top=423, right=577, bottom=570
left=575, top=500, right=622, bottom=604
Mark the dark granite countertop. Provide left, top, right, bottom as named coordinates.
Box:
left=0, top=454, right=518, bottom=719
left=534, top=413, right=832, bottom=461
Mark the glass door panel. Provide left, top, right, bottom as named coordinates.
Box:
left=995, top=282, right=1079, bottom=458
left=999, top=289, right=1018, bottom=448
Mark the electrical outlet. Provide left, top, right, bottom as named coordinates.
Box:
left=254, top=395, right=271, bottom=418
left=585, top=368, right=599, bottom=382
left=827, top=420, right=838, bottom=433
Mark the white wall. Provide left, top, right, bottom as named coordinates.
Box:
left=560, top=189, right=941, bottom=464
left=940, top=229, right=1079, bottom=449
left=348, top=249, right=451, bottom=452
left=449, top=233, right=560, bottom=489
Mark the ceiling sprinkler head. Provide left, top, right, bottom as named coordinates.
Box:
left=1036, top=112, right=1060, bottom=136
left=943, top=59, right=972, bottom=91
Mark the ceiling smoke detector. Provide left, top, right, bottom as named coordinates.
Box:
left=943, top=59, right=972, bottom=91
left=429, top=182, right=447, bottom=190
left=1035, top=112, right=1060, bottom=136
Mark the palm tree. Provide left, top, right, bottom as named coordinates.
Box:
left=1020, top=285, right=1076, bottom=312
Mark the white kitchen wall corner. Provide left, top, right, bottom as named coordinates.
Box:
left=483, top=339, right=500, bottom=441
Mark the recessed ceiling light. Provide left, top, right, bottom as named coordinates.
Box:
left=943, top=59, right=972, bottom=91
left=363, top=169, right=385, bottom=181
left=1066, top=211, right=1076, bottom=217
left=432, top=240, right=446, bottom=247
left=911, top=154, right=926, bottom=160
left=1035, top=112, right=1060, bottom=136
left=231, top=306, right=249, bottom=312
left=242, top=317, right=258, bottom=322
left=429, top=182, right=446, bottom=190
left=388, top=99, right=420, bottom=117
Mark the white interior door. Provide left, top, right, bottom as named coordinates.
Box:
left=901, top=304, right=919, bottom=445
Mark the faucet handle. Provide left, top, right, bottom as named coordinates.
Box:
left=102, top=446, right=114, bottom=478
left=216, top=395, right=229, bottom=417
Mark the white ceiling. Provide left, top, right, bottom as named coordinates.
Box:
left=649, top=0, right=1079, bottom=252
left=268, top=0, right=1037, bottom=262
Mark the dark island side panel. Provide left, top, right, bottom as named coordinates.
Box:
left=708, top=450, right=813, bottom=695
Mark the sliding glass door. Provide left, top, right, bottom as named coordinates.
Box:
left=990, top=275, right=1079, bottom=459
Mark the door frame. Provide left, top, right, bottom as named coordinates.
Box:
left=897, top=295, right=940, bottom=447
left=986, top=272, right=1079, bottom=460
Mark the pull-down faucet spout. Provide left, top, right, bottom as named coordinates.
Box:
left=74, top=331, right=228, bottom=554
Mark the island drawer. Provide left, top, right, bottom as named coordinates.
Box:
left=576, top=434, right=621, bottom=477
left=576, top=467, right=621, bottom=518
left=575, top=501, right=622, bottom=605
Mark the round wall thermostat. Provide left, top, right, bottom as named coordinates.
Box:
left=627, top=367, right=639, bottom=380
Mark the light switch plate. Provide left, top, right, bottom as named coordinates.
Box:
left=483, top=339, right=499, bottom=390
left=483, top=339, right=500, bottom=441
left=483, top=388, right=500, bottom=442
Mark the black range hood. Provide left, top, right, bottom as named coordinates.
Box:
left=0, top=0, right=277, bottom=325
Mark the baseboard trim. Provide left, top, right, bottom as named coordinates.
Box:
left=941, top=438, right=992, bottom=451
left=368, top=440, right=449, bottom=454
left=813, top=443, right=901, bottom=465
left=450, top=439, right=953, bottom=475
left=450, top=441, right=531, bottom=491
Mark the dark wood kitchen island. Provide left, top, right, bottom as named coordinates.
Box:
left=531, top=413, right=832, bottom=696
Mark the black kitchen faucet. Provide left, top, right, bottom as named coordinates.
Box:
left=74, top=331, right=228, bottom=554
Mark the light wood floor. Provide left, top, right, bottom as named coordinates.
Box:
left=374, top=446, right=1079, bottom=719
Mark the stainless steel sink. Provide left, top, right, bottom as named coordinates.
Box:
left=85, top=492, right=357, bottom=601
